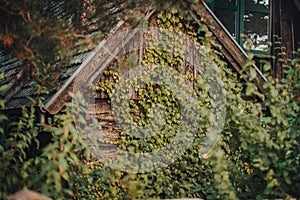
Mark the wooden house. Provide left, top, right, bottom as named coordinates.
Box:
left=0, top=0, right=299, bottom=160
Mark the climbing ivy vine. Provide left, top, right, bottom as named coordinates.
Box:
left=84, top=7, right=300, bottom=200
left=85, top=8, right=247, bottom=199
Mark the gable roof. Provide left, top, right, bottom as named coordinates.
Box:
left=44, top=20, right=126, bottom=114
left=1, top=2, right=266, bottom=114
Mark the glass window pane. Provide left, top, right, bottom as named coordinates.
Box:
left=245, top=0, right=269, bottom=10
left=243, top=11, right=269, bottom=51
left=215, top=0, right=237, bottom=5
left=214, top=8, right=237, bottom=39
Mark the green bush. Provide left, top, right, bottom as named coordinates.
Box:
left=0, top=93, right=91, bottom=199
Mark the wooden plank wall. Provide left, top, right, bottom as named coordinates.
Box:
left=271, top=0, right=300, bottom=79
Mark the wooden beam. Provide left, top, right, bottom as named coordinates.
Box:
left=190, top=2, right=266, bottom=93
left=44, top=21, right=136, bottom=114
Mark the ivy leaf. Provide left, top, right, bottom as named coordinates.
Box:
left=250, top=67, right=257, bottom=80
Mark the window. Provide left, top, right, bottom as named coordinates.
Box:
left=207, top=0, right=270, bottom=53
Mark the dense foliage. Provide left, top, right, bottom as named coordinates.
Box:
left=0, top=1, right=299, bottom=200
left=0, top=93, right=92, bottom=199
left=78, top=9, right=299, bottom=199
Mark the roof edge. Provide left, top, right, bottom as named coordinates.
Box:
left=43, top=8, right=155, bottom=115
left=43, top=20, right=125, bottom=114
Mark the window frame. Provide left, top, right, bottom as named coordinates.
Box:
left=207, top=0, right=271, bottom=54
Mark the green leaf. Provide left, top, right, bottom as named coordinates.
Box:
left=250, top=67, right=257, bottom=80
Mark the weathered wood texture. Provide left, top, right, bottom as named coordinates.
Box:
left=83, top=97, right=120, bottom=161
left=271, top=0, right=300, bottom=79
